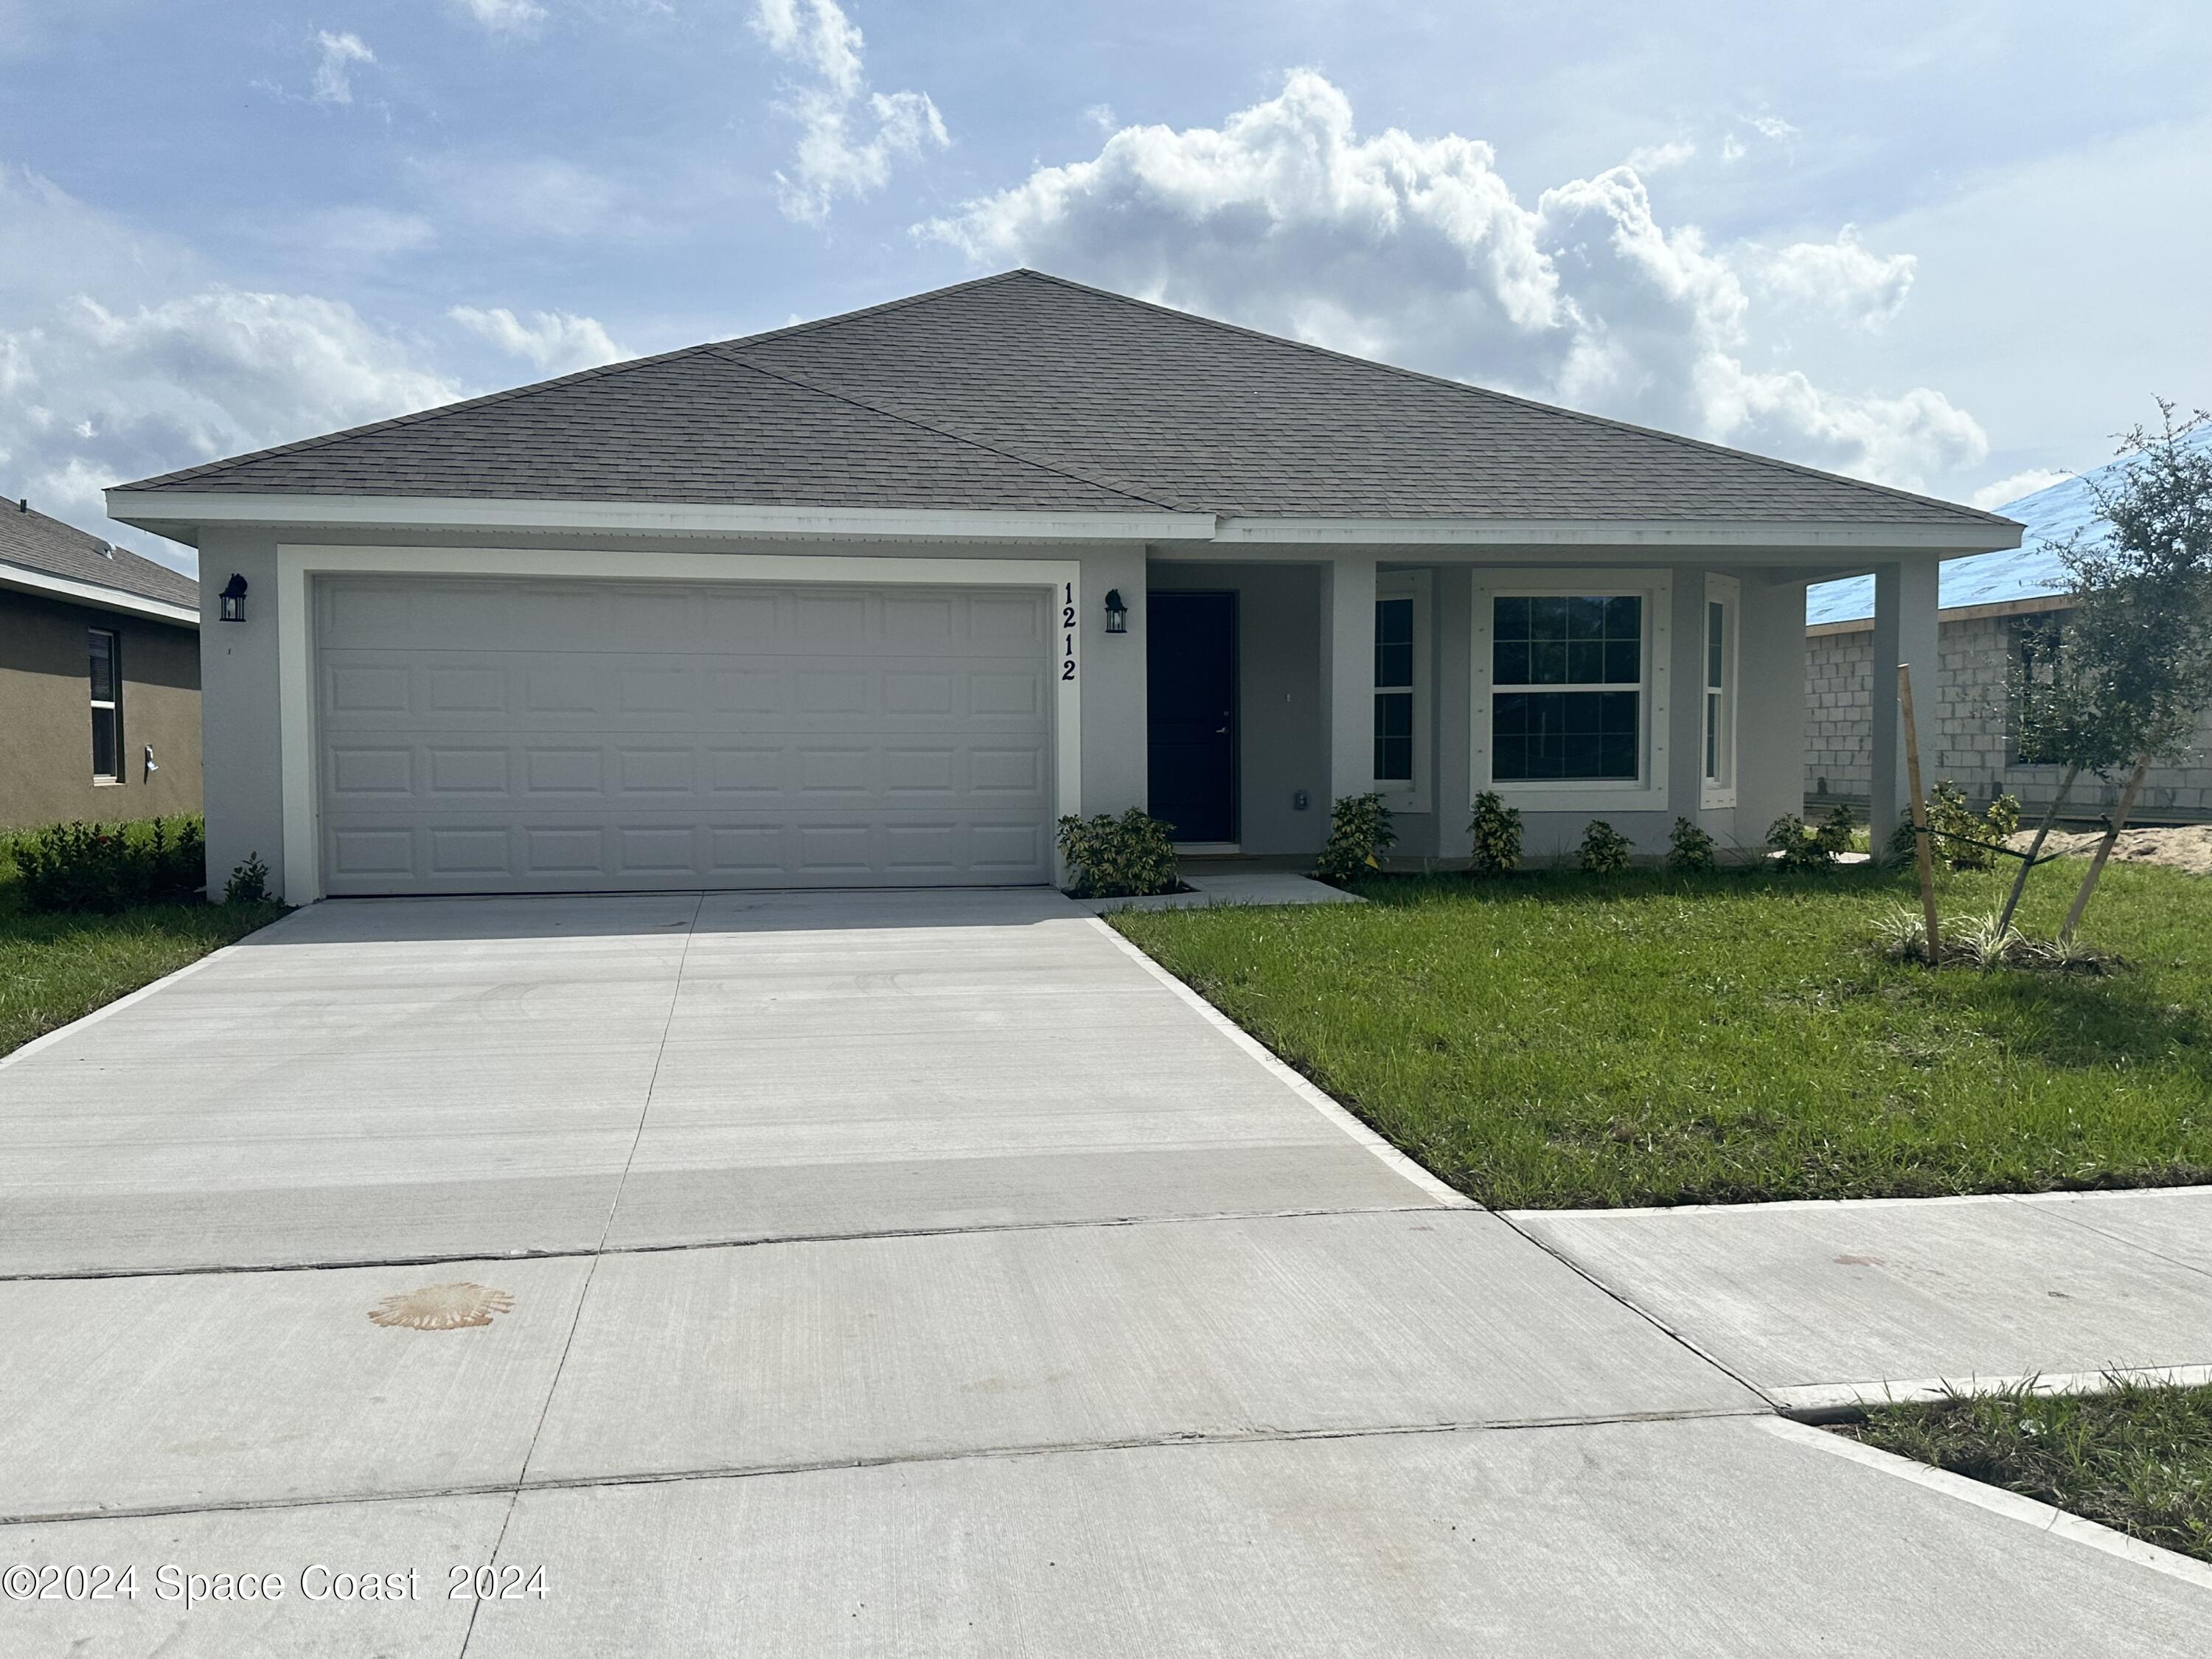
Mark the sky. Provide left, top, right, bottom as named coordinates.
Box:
left=3, top=0, right=2208, bottom=575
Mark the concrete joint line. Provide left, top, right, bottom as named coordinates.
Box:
left=0, top=1203, right=1461, bottom=1285
left=1761, top=1416, right=2212, bottom=1595
left=1083, top=917, right=1474, bottom=1210
left=2003, top=1191, right=2212, bottom=1286
left=1, top=1405, right=1773, bottom=1531
left=1773, top=1363, right=2212, bottom=1420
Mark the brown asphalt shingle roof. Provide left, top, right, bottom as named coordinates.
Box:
left=0, top=496, right=198, bottom=611
left=120, top=270, right=2011, bottom=532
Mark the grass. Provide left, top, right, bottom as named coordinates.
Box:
left=1841, top=1380, right=2212, bottom=1563
left=1108, top=858, right=2212, bottom=1208
left=0, top=835, right=285, bottom=1060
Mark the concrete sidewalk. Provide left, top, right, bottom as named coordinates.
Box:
left=1513, top=1186, right=2212, bottom=1411
left=4, top=891, right=2206, bottom=1655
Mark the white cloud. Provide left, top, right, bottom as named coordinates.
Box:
left=449, top=305, right=627, bottom=373
left=0, top=286, right=459, bottom=554
left=450, top=0, right=546, bottom=35
left=310, top=30, right=375, bottom=105
left=1971, top=467, right=2071, bottom=510
left=924, top=71, right=1985, bottom=490
left=1719, top=133, right=1746, bottom=163
left=1626, top=139, right=1696, bottom=173
left=750, top=0, right=948, bottom=222
left=1744, top=113, right=1800, bottom=141
left=1747, top=226, right=1915, bottom=329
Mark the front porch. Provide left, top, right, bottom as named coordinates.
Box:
left=1136, top=551, right=1944, bottom=865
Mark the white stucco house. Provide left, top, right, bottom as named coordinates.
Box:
left=105, top=271, right=2020, bottom=902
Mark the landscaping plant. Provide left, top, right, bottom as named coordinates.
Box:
left=1924, top=782, right=2023, bottom=872
left=1467, top=791, right=1522, bottom=876
left=2001, top=402, right=2212, bottom=938
left=1765, top=814, right=1835, bottom=871
left=13, top=816, right=206, bottom=913
left=1815, top=804, right=1858, bottom=858
left=224, top=852, right=274, bottom=907
left=1315, top=793, right=1396, bottom=886
left=1055, top=809, right=1180, bottom=899
left=1667, top=817, right=1717, bottom=873
left=1577, top=819, right=1632, bottom=874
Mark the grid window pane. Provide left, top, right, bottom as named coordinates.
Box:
left=1706, top=693, right=1719, bottom=779
left=1708, top=601, right=1725, bottom=689
left=88, top=630, right=115, bottom=703
left=92, top=709, right=119, bottom=779
left=1374, top=597, right=1414, bottom=688
left=1490, top=690, right=1641, bottom=781
left=1374, top=689, right=1413, bottom=781
left=1494, top=594, right=1641, bottom=685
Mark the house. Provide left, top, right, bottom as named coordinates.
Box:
left=0, top=497, right=202, bottom=830
left=1806, top=437, right=2212, bottom=824
left=104, top=271, right=2019, bottom=902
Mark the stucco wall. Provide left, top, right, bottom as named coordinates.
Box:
left=1806, top=613, right=2212, bottom=819
left=0, top=588, right=201, bottom=830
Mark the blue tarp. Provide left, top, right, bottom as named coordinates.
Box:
left=1804, top=424, right=2209, bottom=625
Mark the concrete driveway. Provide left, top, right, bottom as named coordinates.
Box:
left=2, top=892, right=2202, bottom=1655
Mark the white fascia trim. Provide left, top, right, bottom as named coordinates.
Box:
left=107, top=490, right=1215, bottom=545
left=1214, top=515, right=2017, bottom=554
left=273, top=543, right=1085, bottom=906
left=0, top=560, right=198, bottom=625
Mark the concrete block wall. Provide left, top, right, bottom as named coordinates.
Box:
left=1806, top=613, right=2212, bottom=819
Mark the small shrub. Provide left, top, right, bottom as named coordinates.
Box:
left=13, top=815, right=205, bottom=913
left=1315, top=793, right=1397, bottom=885
left=1578, top=819, right=1632, bottom=874
left=1815, top=804, right=1857, bottom=856
left=1467, top=791, right=1523, bottom=877
left=1926, top=781, right=2021, bottom=871
left=1667, top=817, right=1717, bottom=873
left=1766, top=814, right=1834, bottom=872
left=1056, top=810, right=1178, bottom=899
left=224, top=852, right=274, bottom=908
left=1887, top=815, right=1921, bottom=863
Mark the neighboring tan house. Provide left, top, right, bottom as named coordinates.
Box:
left=103, top=271, right=2018, bottom=902
left=1806, top=437, right=2212, bottom=824
left=0, top=497, right=202, bottom=830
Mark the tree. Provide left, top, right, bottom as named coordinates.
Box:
left=1998, top=401, right=2212, bottom=937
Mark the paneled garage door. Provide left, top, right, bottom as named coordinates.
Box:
left=315, top=575, right=1054, bottom=894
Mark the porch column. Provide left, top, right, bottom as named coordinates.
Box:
left=1868, top=554, right=1941, bottom=849
left=1320, top=554, right=1378, bottom=804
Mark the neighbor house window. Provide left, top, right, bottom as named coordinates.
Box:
left=89, top=628, right=122, bottom=782
left=2008, top=611, right=2067, bottom=764
left=1489, top=594, right=1644, bottom=782
left=1701, top=574, right=1739, bottom=807
left=1373, top=572, right=1430, bottom=810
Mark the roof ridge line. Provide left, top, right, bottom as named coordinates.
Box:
left=1012, top=269, right=2018, bottom=532
left=707, top=344, right=1201, bottom=513
left=703, top=271, right=1035, bottom=355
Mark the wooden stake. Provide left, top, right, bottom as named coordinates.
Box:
left=2062, top=755, right=2151, bottom=942
left=1899, top=664, right=1940, bottom=964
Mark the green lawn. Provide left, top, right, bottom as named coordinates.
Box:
left=1109, top=858, right=2212, bottom=1208
left=1843, top=1380, right=2212, bottom=1563
left=0, top=846, right=285, bottom=1059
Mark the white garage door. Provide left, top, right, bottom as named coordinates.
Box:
left=315, top=575, right=1054, bottom=894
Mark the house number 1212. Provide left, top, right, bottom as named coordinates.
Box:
left=1061, top=583, right=1077, bottom=681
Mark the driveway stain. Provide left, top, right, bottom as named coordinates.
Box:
left=368, top=1282, right=515, bottom=1330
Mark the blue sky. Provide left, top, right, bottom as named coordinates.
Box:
left=4, top=0, right=2209, bottom=571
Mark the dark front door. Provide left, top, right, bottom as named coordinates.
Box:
left=1147, top=591, right=1238, bottom=843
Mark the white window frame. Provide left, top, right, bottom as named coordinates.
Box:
left=1372, top=570, right=1431, bottom=813
left=88, top=627, right=123, bottom=785
left=1701, top=573, right=1739, bottom=809
left=1470, top=568, right=1671, bottom=813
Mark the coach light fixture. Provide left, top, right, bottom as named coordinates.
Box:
left=1104, top=588, right=1127, bottom=634
left=219, top=572, right=248, bottom=622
